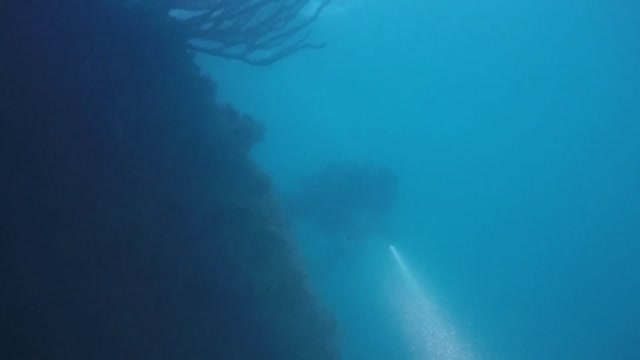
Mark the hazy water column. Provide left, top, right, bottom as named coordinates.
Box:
left=197, top=0, right=640, bottom=358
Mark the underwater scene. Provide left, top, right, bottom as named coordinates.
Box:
left=2, top=1, right=639, bottom=359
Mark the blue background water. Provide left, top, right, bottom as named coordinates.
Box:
left=199, top=0, right=640, bottom=358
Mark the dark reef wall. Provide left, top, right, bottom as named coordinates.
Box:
left=1, top=1, right=336, bottom=359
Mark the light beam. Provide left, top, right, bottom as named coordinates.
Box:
left=388, top=244, right=474, bottom=360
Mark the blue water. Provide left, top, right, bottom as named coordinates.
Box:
left=199, top=0, right=640, bottom=358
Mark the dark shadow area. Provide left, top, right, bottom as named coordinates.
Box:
left=1, top=1, right=336, bottom=359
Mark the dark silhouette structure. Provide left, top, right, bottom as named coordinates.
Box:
left=288, top=161, right=397, bottom=241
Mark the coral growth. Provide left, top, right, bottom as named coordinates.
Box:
left=135, top=0, right=332, bottom=65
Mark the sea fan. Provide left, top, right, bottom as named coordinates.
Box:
left=135, top=0, right=331, bottom=65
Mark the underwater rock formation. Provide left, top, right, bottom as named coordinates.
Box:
left=287, top=161, right=397, bottom=241
left=1, top=1, right=337, bottom=359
